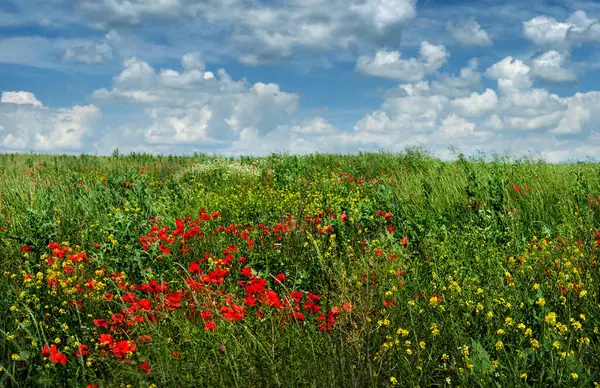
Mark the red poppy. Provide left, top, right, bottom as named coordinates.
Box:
left=341, top=213, right=348, bottom=224
left=139, top=360, right=152, bottom=374
left=42, top=344, right=67, bottom=365
left=99, top=334, right=113, bottom=346
left=200, top=311, right=213, bottom=320
left=138, top=299, right=153, bottom=311
left=275, top=273, right=285, bottom=284
left=74, top=344, right=90, bottom=357
left=93, top=319, right=108, bottom=328
left=112, top=340, right=136, bottom=359
left=204, top=320, right=217, bottom=331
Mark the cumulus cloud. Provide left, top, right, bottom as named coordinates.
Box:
left=530, top=50, right=577, bottom=83
left=1, top=91, right=43, bottom=107
left=430, top=58, right=482, bottom=98
left=89, top=53, right=310, bottom=151
left=524, top=11, right=600, bottom=49
left=290, top=117, right=339, bottom=135
left=79, top=0, right=417, bottom=63
left=356, top=41, right=449, bottom=82
left=447, top=19, right=493, bottom=47
left=347, top=55, right=600, bottom=158
left=0, top=92, right=100, bottom=151
left=62, top=32, right=115, bottom=64
left=485, top=56, right=532, bottom=89
left=452, top=89, right=498, bottom=117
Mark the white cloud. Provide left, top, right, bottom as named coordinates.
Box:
left=1, top=91, right=43, bottom=107
left=79, top=0, right=417, bottom=63
left=90, top=53, right=303, bottom=151
left=430, top=58, right=482, bottom=98
left=63, top=39, right=114, bottom=64
left=356, top=41, right=449, bottom=82
left=453, top=89, right=498, bottom=117
left=447, top=19, right=493, bottom=47
left=0, top=92, right=100, bottom=151
left=485, top=56, right=532, bottom=89
left=524, top=11, right=600, bottom=49
left=530, top=50, right=577, bottom=83
left=347, top=55, right=600, bottom=158
left=439, top=114, right=481, bottom=137
left=290, top=117, right=339, bottom=135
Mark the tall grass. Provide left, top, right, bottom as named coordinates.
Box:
left=0, top=151, right=599, bottom=387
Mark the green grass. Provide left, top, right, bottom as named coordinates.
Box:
left=0, top=151, right=599, bottom=387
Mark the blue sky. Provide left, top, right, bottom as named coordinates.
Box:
left=1, top=0, right=600, bottom=160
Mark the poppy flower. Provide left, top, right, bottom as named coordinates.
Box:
left=112, top=340, right=136, bottom=359
left=99, top=334, right=113, bottom=346
left=204, top=320, right=217, bottom=331
left=42, top=344, right=67, bottom=365
left=275, top=273, right=285, bottom=284
left=74, top=344, right=90, bottom=357
left=138, top=299, right=153, bottom=311
left=139, top=360, right=152, bottom=374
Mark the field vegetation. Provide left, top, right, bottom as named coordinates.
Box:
left=1, top=151, right=599, bottom=387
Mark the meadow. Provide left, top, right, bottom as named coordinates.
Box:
left=0, top=150, right=599, bottom=387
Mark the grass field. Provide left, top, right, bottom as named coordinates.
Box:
left=1, top=151, right=599, bottom=387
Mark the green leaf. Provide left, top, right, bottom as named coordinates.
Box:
left=469, top=338, right=494, bottom=376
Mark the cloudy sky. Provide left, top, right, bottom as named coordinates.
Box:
left=1, top=0, right=600, bottom=160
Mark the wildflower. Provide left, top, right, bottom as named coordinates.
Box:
left=139, top=360, right=152, bottom=374
left=390, top=376, right=398, bottom=385
left=545, top=312, right=557, bottom=325
left=429, top=296, right=439, bottom=307
left=99, top=334, right=113, bottom=346
left=530, top=339, right=540, bottom=350
left=536, top=297, right=546, bottom=307
left=112, top=340, right=136, bottom=359
left=204, top=320, right=217, bottom=331
left=274, top=273, right=285, bottom=284
left=74, top=344, right=90, bottom=357
left=495, top=341, right=504, bottom=351
left=571, top=373, right=579, bottom=380
left=521, top=373, right=528, bottom=380
left=42, top=345, right=67, bottom=365
left=11, top=354, right=19, bottom=361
